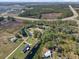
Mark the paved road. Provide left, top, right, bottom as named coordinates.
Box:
left=62, top=5, right=78, bottom=21
left=0, top=5, right=78, bottom=22
left=13, top=5, right=79, bottom=21
left=5, top=37, right=28, bottom=59
left=5, top=42, right=24, bottom=59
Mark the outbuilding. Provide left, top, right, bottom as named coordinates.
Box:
left=9, top=36, right=17, bottom=42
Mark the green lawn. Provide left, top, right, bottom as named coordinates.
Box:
left=8, top=42, right=25, bottom=59
left=27, top=37, right=37, bottom=44
left=8, top=37, right=37, bottom=59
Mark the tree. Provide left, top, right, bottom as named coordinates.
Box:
left=11, top=17, right=15, bottom=21
left=21, top=27, right=27, bottom=37
left=46, top=41, right=54, bottom=49
left=34, top=30, right=42, bottom=38
left=7, top=16, right=11, bottom=20
left=7, top=16, right=15, bottom=21
left=39, top=14, right=42, bottom=19
left=75, top=44, right=79, bottom=56
left=0, top=16, right=4, bottom=21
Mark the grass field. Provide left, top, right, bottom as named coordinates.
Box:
left=0, top=19, right=26, bottom=59
left=8, top=37, right=37, bottom=59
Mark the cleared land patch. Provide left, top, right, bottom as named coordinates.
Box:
left=0, top=19, right=25, bottom=59
left=41, top=13, right=63, bottom=19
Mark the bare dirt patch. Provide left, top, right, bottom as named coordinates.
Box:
left=0, top=19, right=25, bottom=59
left=41, top=13, right=63, bottom=19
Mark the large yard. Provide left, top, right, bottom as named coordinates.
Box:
left=8, top=37, right=37, bottom=59
left=0, top=19, right=26, bottom=59
left=8, top=27, right=43, bottom=59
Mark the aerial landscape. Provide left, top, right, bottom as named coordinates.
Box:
left=0, top=0, right=79, bottom=59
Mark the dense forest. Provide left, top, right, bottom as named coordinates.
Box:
left=24, top=20, right=79, bottom=59
left=19, top=5, right=73, bottom=19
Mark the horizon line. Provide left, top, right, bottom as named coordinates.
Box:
left=0, top=1, right=79, bottom=3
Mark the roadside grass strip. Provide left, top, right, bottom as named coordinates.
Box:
left=8, top=37, right=37, bottom=59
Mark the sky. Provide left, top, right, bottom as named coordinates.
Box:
left=0, top=0, right=79, bottom=2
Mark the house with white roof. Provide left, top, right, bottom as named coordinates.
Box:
left=44, top=50, right=51, bottom=58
